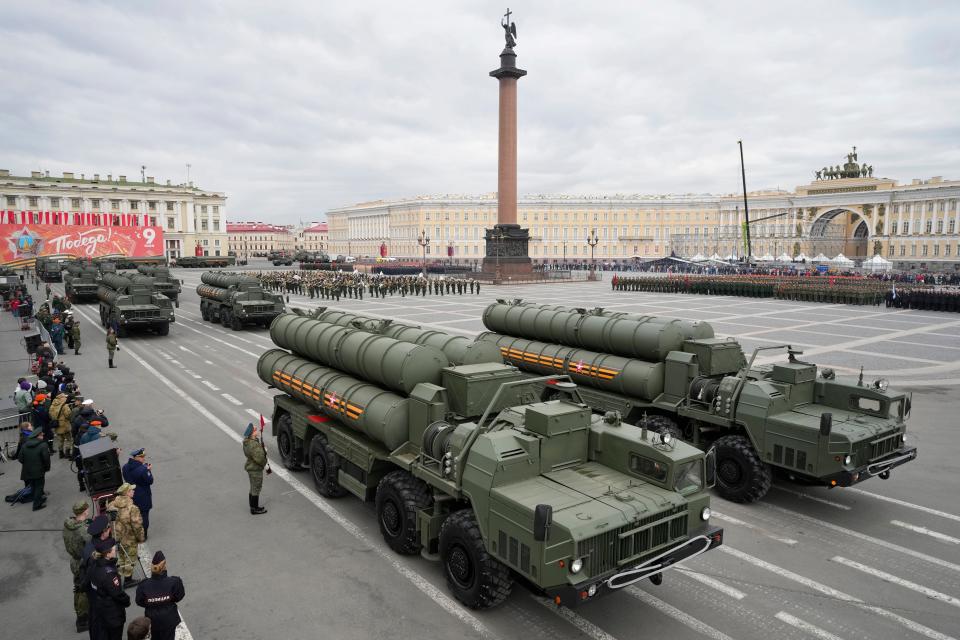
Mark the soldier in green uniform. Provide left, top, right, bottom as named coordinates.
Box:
left=70, top=319, right=82, bottom=355
left=106, top=327, right=118, bottom=368
left=63, top=500, right=91, bottom=632
left=243, top=423, right=268, bottom=515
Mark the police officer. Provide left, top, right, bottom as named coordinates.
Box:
left=63, top=500, right=91, bottom=632
left=243, top=422, right=268, bottom=515
left=122, top=448, right=154, bottom=540
left=135, top=550, right=185, bottom=640
left=87, top=537, right=131, bottom=640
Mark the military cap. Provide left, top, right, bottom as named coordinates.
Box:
left=130, top=448, right=145, bottom=458
left=94, top=537, right=116, bottom=553
left=117, top=482, right=135, bottom=495
left=82, top=398, right=94, bottom=406
left=87, top=514, right=110, bottom=536
left=72, top=500, right=89, bottom=515
left=152, top=550, right=165, bottom=564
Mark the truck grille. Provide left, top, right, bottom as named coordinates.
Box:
left=248, top=305, right=277, bottom=314
left=870, top=431, right=901, bottom=461
left=129, top=310, right=163, bottom=320
left=576, top=506, right=688, bottom=576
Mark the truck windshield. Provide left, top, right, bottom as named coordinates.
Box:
left=628, top=453, right=668, bottom=483
left=673, top=460, right=704, bottom=496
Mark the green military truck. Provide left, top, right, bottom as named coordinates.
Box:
left=136, top=265, right=182, bottom=305
left=263, top=313, right=722, bottom=609
left=197, top=272, right=284, bottom=329
left=173, top=255, right=235, bottom=268
left=478, top=301, right=917, bottom=503
left=35, top=256, right=74, bottom=282
left=63, top=263, right=101, bottom=302
left=97, top=273, right=176, bottom=336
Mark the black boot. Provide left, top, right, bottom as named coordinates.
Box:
left=108, top=358, right=115, bottom=368
left=249, top=494, right=267, bottom=515
left=76, top=615, right=89, bottom=633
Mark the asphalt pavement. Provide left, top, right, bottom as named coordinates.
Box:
left=1, top=263, right=958, bottom=640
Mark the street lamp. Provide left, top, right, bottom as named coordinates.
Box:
left=586, top=228, right=599, bottom=279
left=417, top=229, right=430, bottom=277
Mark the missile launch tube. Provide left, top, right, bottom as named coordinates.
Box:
left=506, top=302, right=714, bottom=341
left=269, top=315, right=449, bottom=394
left=196, top=284, right=233, bottom=302
left=99, top=273, right=135, bottom=293
left=200, top=271, right=260, bottom=288
left=481, top=302, right=685, bottom=361
left=258, top=349, right=409, bottom=450
left=311, top=309, right=499, bottom=366
left=477, top=332, right=665, bottom=400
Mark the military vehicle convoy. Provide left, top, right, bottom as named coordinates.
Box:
left=197, top=272, right=284, bottom=329
left=173, top=255, right=235, bottom=268
left=477, top=300, right=917, bottom=503
left=63, top=263, right=101, bottom=302
left=136, top=265, right=182, bottom=305
left=298, top=252, right=354, bottom=271
left=269, top=251, right=294, bottom=266
left=97, top=273, right=176, bottom=336
left=264, top=313, right=722, bottom=609
left=35, top=256, right=74, bottom=282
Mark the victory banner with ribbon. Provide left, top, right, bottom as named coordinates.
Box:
left=1, top=224, right=164, bottom=267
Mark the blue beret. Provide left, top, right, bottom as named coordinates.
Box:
left=243, top=423, right=254, bottom=438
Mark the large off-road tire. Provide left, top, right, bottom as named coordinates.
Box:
left=376, top=471, right=433, bottom=555
left=155, top=322, right=170, bottom=336
left=221, top=309, right=231, bottom=327
left=714, top=434, right=772, bottom=503
left=276, top=414, right=302, bottom=470
left=230, top=315, right=243, bottom=331
left=439, top=510, right=512, bottom=609
left=200, top=305, right=209, bottom=321
left=308, top=434, right=347, bottom=498
left=644, top=414, right=683, bottom=441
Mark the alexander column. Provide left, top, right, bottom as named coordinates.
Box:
left=483, top=8, right=533, bottom=282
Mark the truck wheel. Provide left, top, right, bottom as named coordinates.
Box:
left=200, top=305, right=209, bottom=321
left=156, top=322, right=170, bottom=336
left=645, top=415, right=683, bottom=441
left=220, top=309, right=231, bottom=326
left=231, top=315, right=243, bottom=331
left=714, top=434, right=771, bottom=503
left=439, top=510, right=512, bottom=609
left=376, top=471, right=432, bottom=555
left=276, top=414, right=302, bottom=470
left=308, top=434, right=347, bottom=498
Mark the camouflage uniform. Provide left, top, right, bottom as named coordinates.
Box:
left=244, top=437, right=267, bottom=496
left=70, top=322, right=81, bottom=354
left=108, top=491, right=144, bottom=580
left=62, top=505, right=90, bottom=627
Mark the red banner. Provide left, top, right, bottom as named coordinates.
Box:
left=0, top=224, right=164, bottom=267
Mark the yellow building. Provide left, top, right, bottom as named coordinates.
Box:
left=227, top=222, right=295, bottom=257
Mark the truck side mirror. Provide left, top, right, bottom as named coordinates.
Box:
left=533, top=504, right=553, bottom=542
left=705, top=447, right=717, bottom=489
left=820, top=412, right=832, bottom=437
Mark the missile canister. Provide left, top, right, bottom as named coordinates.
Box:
left=311, top=309, right=499, bottom=366
left=269, top=315, right=449, bottom=394
left=258, top=349, right=409, bottom=450
left=481, top=302, right=685, bottom=362
left=505, top=302, right=715, bottom=341
left=99, top=273, right=135, bottom=293
left=196, top=283, right=233, bottom=302
left=200, top=271, right=260, bottom=288
left=127, top=274, right=157, bottom=288
left=477, top=332, right=664, bottom=400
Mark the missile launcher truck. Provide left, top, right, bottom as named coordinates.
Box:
left=63, top=263, right=101, bottom=302
left=478, top=300, right=917, bottom=503
left=173, top=255, right=235, bottom=268
left=97, top=273, right=176, bottom=337
left=197, top=272, right=284, bottom=330
left=136, top=265, right=182, bottom=305
left=262, top=313, right=723, bottom=609
left=35, top=256, right=73, bottom=282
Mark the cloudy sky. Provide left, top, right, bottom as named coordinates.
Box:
left=2, top=1, right=958, bottom=224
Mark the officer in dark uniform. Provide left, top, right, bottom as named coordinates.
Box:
left=79, top=514, right=112, bottom=639
left=135, top=550, right=185, bottom=640
left=87, top=537, right=130, bottom=640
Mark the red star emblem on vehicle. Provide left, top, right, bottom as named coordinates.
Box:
left=575, top=360, right=585, bottom=373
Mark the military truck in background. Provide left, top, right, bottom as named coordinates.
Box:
left=299, top=252, right=355, bottom=271
left=97, top=273, right=176, bottom=336
left=136, top=265, right=182, bottom=305
left=35, top=256, right=74, bottom=282
left=0, top=267, right=21, bottom=300
left=264, top=312, right=722, bottom=609
left=197, top=272, right=284, bottom=329
left=269, top=251, right=294, bottom=266
left=477, top=300, right=917, bottom=503
left=173, top=255, right=235, bottom=268
left=63, top=263, right=101, bottom=302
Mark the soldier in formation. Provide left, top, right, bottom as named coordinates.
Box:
left=249, top=270, right=481, bottom=301
left=886, top=287, right=960, bottom=312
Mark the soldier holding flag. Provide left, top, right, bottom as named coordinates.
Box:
left=242, top=419, right=270, bottom=515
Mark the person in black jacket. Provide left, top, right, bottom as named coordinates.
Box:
left=135, top=550, right=185, bottom=640
left=88, top=537, right=130, bottom=640
left=17, top=428, right=50, bottom=510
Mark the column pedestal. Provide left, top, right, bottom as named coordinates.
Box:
left=482, top=223, right=533, bottom=281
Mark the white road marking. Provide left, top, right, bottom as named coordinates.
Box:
left=169, top=359, right=182, bottom=366
left=201, top=380, right=221, bottom=391
left=627, top=587, right=736, bottom=640
left=712, top=511, right=798, bottom=545
left=771, top=486, right=852, bottom=510
left=890, top=520, right=960, bottom=545
left=675, top=568, right=746, bottom=600
left=774, top=611, right=845, bottom=640
left=68, top=304, right=499, bottom=640
left=178, top=345, right=198, bottom=355
left=221, top=393, right=243, bottom=406
left=846, top=488, right=960, bottom=523
left=533, top=598, right=621, bottom=640
left=721, top=546, right=956, bottom=640
left=762, top=503, right=960, bottom=574
left=246, top=408, right=269, bottom=422
left=831, top=556, right=960, bottom=609
left=174, top=319, right=263, bottom=358
left=204, top=360, right=213, bottom=365
left=182, top=370, right=203, bottom=379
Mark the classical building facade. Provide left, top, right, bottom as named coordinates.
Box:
left=0, top=169, right=227, bottom=259
left=227, top=222, right=294, bottom=257
left=326, top=151, right=959, bottom=270
left=295, top=222, right=328, bottom=253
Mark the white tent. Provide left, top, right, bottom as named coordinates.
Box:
left=690, top=253, right=707, bottom=262
left=776, top=252, right=792, bottom=262
left=794, top=252, right=808, bottom=262
left=724, top=254, right=737, bottom=261
left=709, top=253, right=723, bottom=261
left=831, top=253, right=854, bottom=266
left=758, top=253, right=775, bottom=262
left=811, top=253, right=830, bottom=262
left=862, top=254, right=893, bottom=272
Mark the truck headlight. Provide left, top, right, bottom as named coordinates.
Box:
left=843, top=455, right=852, bottom=465
left=661, top=432, right=673, bottom=445
left=901, top=434, right=907, bottom=442
left=570, top=558, right=584, bottom=574
left=701, top=507, right=711, bottom=521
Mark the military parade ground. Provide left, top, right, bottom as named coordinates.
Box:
left=2, top=262, right=958, bottom=640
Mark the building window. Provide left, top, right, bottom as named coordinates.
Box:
left=927, top=202, right=934, bottom=212
left=201, top=220, right=208, bottom=231
left=902, top=222, right=909, bottom=235
left=166, top=201, right=174, bottom=212
left=922, top=245, right=928, bottom=256
left=888, top=244, right=894, bottom=257
left=893, top=205, right=900, bottom=214
left=900, top=245, right=906, bottom=256
left=111, top=200, right=120, bottom=211
left=933, top=244, right=940, bottom=256
left=167, top=217, right=175, bottom=230
left=201, top=205, right=208, bottom=213
left=891, top=222, right=897, bottom=235
left=149, top=216, right=157, bottom=226
left=214, top=239, right=220, bottom=246
left=91, top=199, right=101, bottom=210
left=50, top=197, right=60, bottom=208
left=945, top=244, right=952, bottom=256
left=910, top=245, right=916, bottom=256
left=131, top=201, right=139, bottom=211
left=71, top=197, right=81, bottom=209
left=148, top=201, right=157, bottom=211
left=951, top=220, right=956, bottom=234
left=203, top=239, right=208, bottom=246
left=213, top=220, right=219, bottom=231
left=937, top=220, right=944, bottom=234
left=28, top=196, right=39, bottom=207
left=212, top=205, right=219, bottom=214
left=925, top=221, right=932, bottom=233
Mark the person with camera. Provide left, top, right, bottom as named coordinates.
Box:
left=63, top=500, right=91, bottom=632
left=107, top=483, right=145, bottom=590
left=122, top=449, right=154, bottom=539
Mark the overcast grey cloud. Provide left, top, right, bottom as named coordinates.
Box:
left=1, top=1, right=958, bottom=223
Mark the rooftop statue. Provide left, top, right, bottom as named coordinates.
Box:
left=501, top=8, right=518, bottom=48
